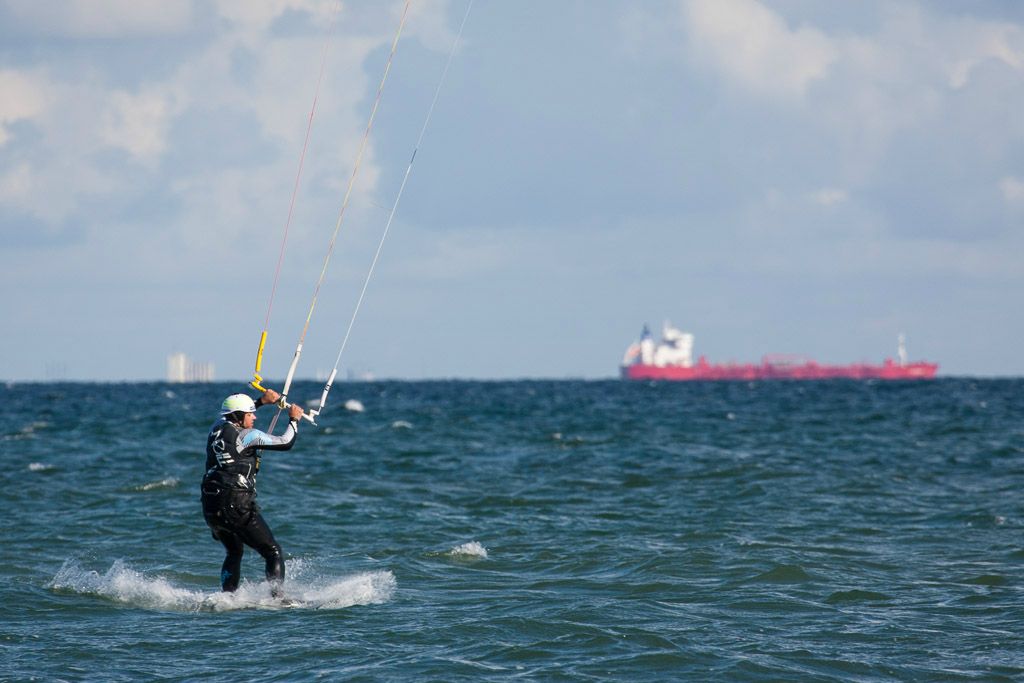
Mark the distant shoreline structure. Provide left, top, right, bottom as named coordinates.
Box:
left=167, top=353, right=215, bottom=383
left=621, top=323, right=938, bottom=381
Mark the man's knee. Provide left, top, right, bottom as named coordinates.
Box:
left=261, top=542, right=283, bottom=562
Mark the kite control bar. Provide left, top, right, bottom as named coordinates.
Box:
left=276, top=368, right=335, bottom=427
left=273, top=395, right=318, bottom=426
left=249, top=334, right=318, bottom=425
left=250, top=336, right=316, bottom=426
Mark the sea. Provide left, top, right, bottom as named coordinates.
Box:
left=1, top=378, right=1022, bottom=681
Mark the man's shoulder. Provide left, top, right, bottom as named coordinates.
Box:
left=208, top=417, right=233, bottom=435
left=238, top=426, right=269, bottom=443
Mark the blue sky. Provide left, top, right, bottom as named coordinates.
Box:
left=1, top=0, right=1022, bottom=381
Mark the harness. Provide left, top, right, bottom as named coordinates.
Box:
left=203, top=420, right=260, bottom=494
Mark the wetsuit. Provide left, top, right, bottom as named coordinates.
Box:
left=200, top=408, right=298, bottom=594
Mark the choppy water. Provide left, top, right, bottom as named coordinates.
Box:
left=2, top=379, right=1023, bottom=681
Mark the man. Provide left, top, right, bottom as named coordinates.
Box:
left=201, top=389, right=303, bottom=598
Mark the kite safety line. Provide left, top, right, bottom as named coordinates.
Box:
left=251, top=1, right=342, bottom=395
left=269, top=0, right=414, bottom=427
left=303, top=0, right=476, bottom=425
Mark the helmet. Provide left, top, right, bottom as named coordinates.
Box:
left=221, top=394, right=257, bottom=415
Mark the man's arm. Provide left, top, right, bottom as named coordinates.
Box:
left=240, top=422, right=298, bottom=451
left=239, top=403, right=304, bottom=452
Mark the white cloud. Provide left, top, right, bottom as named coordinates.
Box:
left=948, top=22, right=1024, bottom=89
left=379, top=222, right=512, bottom=285
left=100, top=88, right=184, bottom=164
left=0, top=0, right=465, bottom=238
left=0, top=69, right=49, bottom=146
left=999, top=177, right=1024, bottom=204
left=681, top=0, right=837, bottom=99
left=2, top=0, right=194, bottom=37
left=0, top=163, right=33, bottom=203
left=812, top=188, right=848, bottom=207
left=405, top=0, right=459, bottom=54
left=668, top=2, right=1024, bottom=192
left=0, top=2, right=405, bottom=232
left=0, top=69, right=121, bottom=223
left=0, top=71, right=127, bottom=222
left=211, top=0, right=335, bottom=31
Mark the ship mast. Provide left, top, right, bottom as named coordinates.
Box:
left=897, top=333, right=907, bottom=367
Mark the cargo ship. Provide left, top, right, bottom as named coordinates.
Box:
left=621, top=323, right=938, bottom=381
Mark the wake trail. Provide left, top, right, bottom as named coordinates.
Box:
left=48, top=559, right=395, bottom=612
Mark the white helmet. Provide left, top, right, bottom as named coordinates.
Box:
left=221, top=393, right=257, bottom=415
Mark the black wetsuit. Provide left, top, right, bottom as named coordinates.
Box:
left=200, top=407, right=298, bottom=594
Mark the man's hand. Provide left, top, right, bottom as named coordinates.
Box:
left=287, top=404, right=304, bottom=421
left=261, top=389, right=281, bottom=406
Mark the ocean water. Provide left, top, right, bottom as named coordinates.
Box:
left=2, top=378, right=1023, bottom=681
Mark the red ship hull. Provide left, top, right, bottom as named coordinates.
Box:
left=622, top=358, right=938, bottom=381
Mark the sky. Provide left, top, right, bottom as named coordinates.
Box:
left=1, top=0, right=1022, bottom=381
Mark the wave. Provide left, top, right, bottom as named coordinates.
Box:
left=131, top=477, right=180, bottom=492
left=749, top=564, right=814, bottom=584
left=424, top=541, right=490, bottom=561
left=48, top=559, right=395, bottom=612
left=5, top=421, right=50, bottom=441
left=449, top=541, right=488, bottom=559
left=825, top=589, right=892, bottom=604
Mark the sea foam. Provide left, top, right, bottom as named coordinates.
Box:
left=50, top=559, right=197, bottom=611
left=133, top=477, right=180, bottom=491
left=48, top=559, right=395, bottom=612
left=449, top=541, right=488, bottom=559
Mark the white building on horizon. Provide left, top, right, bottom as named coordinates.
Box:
left=167, top=353, right=215, bottom=383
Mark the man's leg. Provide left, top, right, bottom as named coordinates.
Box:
left=216, top=529, right=245, bottom=592
left=237, top=511, right=285, bottom=597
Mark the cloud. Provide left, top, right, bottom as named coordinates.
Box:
left=0, top=69, right=48, bottom=145
left=0, top=1, right=420, bottom=239
left=948, top=21, right=1024, bottom=89
left=211, top=0, right=336, bottom=32
left=681, top=0, right=838, bottom=99
left=386, top=224, right=511, bottom=282
left=672, top=2, right=1024, bottom=192
left=1, top=0, right=194, bottom=37
left=404, top=0, right=459, bottom=54
left=811, top=188, right=848, bottom=207
left=100, top=88, right=184, bottom=164
left=1000, top=176, right=1024, bottom=204
left=0, top=69, right=125, bottom=224
left=0, top=163, right=33, bottom=204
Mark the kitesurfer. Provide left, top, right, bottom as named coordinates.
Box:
left=201, top=390, right=303, bottom=598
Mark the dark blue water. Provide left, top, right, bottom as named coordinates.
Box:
left=2, top=379, right=1022, bottom=680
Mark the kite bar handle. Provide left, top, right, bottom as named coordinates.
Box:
left=250, top=331, right=269, bottom=392
left=305, top=368, right=336, bottom=424
left=249, top=332, right=316, bottom=425
left=275, top=396, right=318, bottom=425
